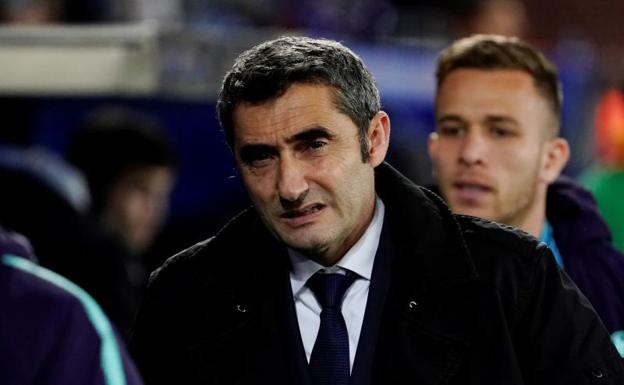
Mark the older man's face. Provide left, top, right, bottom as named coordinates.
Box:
left=232, top=83, right=389, bottom=265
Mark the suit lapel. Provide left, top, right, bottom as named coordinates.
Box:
left=352, top=199, right=472, bottom=385
left=369, top=164, right=476, bottom=384
left=351, top=215, right=396, bottom=385
left=278, top=261, right=313, bottom=385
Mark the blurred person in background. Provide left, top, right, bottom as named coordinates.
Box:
left=581, top=88, right=624, bottom=254
left=0, top=225, right=143, bottom=385
left=66, top=107, right=176, bottom=256
left=389, top=0, right=527, bottom=42
left=66, top=106, right=176, bottom=292
left=0, top=101, right=152, bottom=341
left=455, top=0, right=528, bottom=38
left=428, top=34, right=624, bottom=355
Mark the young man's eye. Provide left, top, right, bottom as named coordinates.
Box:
left=491, top=126, right=514, bottom=137
left=438, top=125, right=463, bottom=136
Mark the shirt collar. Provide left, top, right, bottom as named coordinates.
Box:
left=539, top=220, right=565, bottom=267
left=289, top=196, right=385, bottom=297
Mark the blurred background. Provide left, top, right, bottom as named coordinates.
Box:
left=1, top=0, right=623, bottom=277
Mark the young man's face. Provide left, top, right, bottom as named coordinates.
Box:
left=429, top=69, right=566, bottom=232
left=233, top=83, right=389, bottom=265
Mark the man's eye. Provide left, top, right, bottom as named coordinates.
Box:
left=239, top=147, right=276, bottom=166
left=491, top=127, right=514, bottom=138
left=296, top=139, right=328, bottom=154
left=254, top=151, right=272, bottom=161
left=250, top=152, right=275, bottom=166
left=309, top=140, right=327, bottom=150
left=438, top=126, right=462, bottom=136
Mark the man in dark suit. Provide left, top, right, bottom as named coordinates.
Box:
left=131, top=36, right=623, bottom=384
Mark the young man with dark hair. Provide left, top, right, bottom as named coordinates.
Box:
left=429, top=34, right=624, bottom=354
left=132, top=36, right=623, bottom=384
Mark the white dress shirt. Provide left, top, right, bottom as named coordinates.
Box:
left=288, top=197, right=385, bottom=372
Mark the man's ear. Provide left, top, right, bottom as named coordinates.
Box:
left=428, top=132, right=439, bottom=161
left=540, top=137, right=570, bottom=183
left=367, top=111, right=391, bottom=167
left=428, top=132, right=440, bottom=179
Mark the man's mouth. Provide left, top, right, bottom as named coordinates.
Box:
left=453, top=182, right=491, bottom=193
left=280, top=203, right=326, bottom=219
left=452, top=182, right=492, bottom=204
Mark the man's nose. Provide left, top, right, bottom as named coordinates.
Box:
left=277, top=155, right=309, bottom=207
left=458, top=131, right=486, bottom=166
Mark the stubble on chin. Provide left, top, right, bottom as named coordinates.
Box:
left=279, top=228, right=333, bottom=262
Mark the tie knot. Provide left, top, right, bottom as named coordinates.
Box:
left=307, top=271, right=357, bottom=309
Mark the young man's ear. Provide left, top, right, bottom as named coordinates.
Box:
left=541, top=137, right=570, bottom=183
left=367, top=111, right=391, bottom=167
left=427, top=132, right=440, bottom=179
left=428, top=132, right=440, bottom=161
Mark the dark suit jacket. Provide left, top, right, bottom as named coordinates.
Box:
left=131, top=163, right=623, bottom=384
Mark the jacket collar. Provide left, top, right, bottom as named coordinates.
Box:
left=546, top=175, right=614, bottom=243
left=375, top=162, right=478, bottom=291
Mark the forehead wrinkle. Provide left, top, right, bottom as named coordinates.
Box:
left=235, top=99, right=333, bottom=146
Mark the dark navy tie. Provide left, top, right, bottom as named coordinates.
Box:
left=307, top=271, right=357, bottom=385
